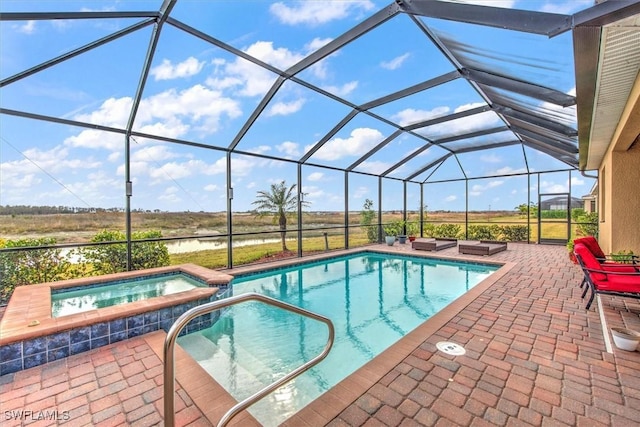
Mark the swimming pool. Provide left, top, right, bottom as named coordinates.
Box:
left=51, top=273, right=207, bottom=317
left=178, top=252, right=498, bottom=426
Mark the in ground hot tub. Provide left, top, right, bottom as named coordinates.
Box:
left=0, top=264, right=232, bottom=375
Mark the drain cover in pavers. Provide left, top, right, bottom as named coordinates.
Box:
left=436, top=341, right=466, bottom=356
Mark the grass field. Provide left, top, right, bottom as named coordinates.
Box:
left=0, top=211, right=592, bottom=280
left=2, top=210, right=587, bottom=269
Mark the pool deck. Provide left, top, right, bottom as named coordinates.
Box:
left=2, top=242, right=640, bottom=426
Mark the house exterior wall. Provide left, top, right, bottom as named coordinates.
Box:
left=597, top=74, right=640, bottom=255
left=599, top=148, right=640, bottom=255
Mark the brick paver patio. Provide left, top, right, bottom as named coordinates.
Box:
left=1, top=243, right=639, bottom=426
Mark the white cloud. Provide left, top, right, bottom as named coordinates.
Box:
left=493, top=166, right=527, bottom=175
left=227, top=156, right=256, bottom=176
left=131, top=145, right=179, bottom=162
left=65, top=129, right=126, bottom=151
left=267, top=98, right=305, bottom=116
left=204, top=184, right=219, bottom=192
left=420, top=109, right=500, bottom=139
left=307, top=172, right=324, bottom=182
left=134, top=121, right=190, bottom=140
left=62, top=170, right=120, bottom=204
left=158, top=186, right=182, bottom=203
left=469, top=180, right=504, bottom=196
left=270, top=1, right=374, bottom=26
left=0, top=146, right=104, bottom=206
left=307, top=127, right=383, bottom=161
left=358, top=160, right=391, bottom=175
left=322, top=81, right=358, bottom=97
left=2, top=146, right=100, bottom=179
left=70, top=84, right=242, bottom=146
left=207, top=41, right=303, bottom=97
left=540, top=182, right=567, bottom=193
left=392, top=106, right=450, bottom=127
left=302, top=185, right=326, bottom=201
left=150, top=57, right=205, bottom=81
left=539, top=177, right=585, bottom=193
left=73, top=97, right=133, bottom=128
left=15, top=20, right=36, bottom=34
left=380, top=53, right=410, bottom=70
left=247, top=145, right=271, bottom=155
left=302, top=37, right=336, bottom=79
left=480, top=154, right=501, bottom=163
left=276, top=141, right=301, bottom=157
left=352, top=186, right=370, bottom=199
left=147, top=160, right=208, bottom=183
left=139, top=84, right=242, bottom=133
left=245, top=41, right=303, bottom=70
left=306, top=37, right=332, bottom=52
left=444, top=195, right=457, bottom=202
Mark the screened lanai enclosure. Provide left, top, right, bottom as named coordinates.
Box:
left=3, top=0, right=637, bottom=271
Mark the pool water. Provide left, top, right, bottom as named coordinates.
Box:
left=178, top=253, right=498, bottom=425
left=51, top=273, right=205, bottom=317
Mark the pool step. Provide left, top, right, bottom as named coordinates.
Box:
left=178, top=332, right=276, bottom=399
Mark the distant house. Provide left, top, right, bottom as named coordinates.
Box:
left=582, top=182, right=598, bottom=213
left=539, top=196, right=584, bottom=211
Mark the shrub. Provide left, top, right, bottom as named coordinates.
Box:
left=423, top=223, right=436, bottom=237
left=406, top=221, right=419, bottom=237
left=540, top=210, right=567, bottom=219
left=0, top=238, right=72, bottom=304
left=575, top=212, right=598, bottom=237
left=433, top=223, right=461, bottom=239
left=360, top=199, right=378, bottom=243
left=382, top=222, right=400, bottom=237
left=467, top=225, right=501, bottom=240
left=610, top=250, right=635, bottom=263
left=571, top=208, right=586, bottom=222
left=80, top=230, right=170, bottom=275
left=501, top=225, right=529, bottom=242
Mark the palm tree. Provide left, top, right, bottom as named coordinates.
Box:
left=252, top=181, right=309, bottom=252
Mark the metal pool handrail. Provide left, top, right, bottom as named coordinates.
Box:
left=163, top=292, right=335, bottom=427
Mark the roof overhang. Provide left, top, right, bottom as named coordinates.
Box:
left=575, top=8, right=640, bottom=170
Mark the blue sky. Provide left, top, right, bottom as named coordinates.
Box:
left=0, top=0, right=597, bottom=213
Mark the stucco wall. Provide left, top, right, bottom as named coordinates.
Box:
left=608, top=148, right=640, bottom=254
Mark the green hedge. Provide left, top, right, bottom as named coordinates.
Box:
left=423, top=223, right=529, bottom=242
left=0, top=231, right=169, bottom=305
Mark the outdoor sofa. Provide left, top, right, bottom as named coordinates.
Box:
left=411, top=238, right=458, bottom=251
left=458, top=240, right=507, bottom=256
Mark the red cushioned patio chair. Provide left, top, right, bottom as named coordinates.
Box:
left=574, top=236, right=638, bottom=264
left=573, top=237, right=639, bottom=291
left=574, top=243, right=640, bottom=309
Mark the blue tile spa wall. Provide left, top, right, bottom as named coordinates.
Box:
left=0, top=296, right=220, bottom=376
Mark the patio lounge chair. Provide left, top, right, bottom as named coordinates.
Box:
left=573, top=237, right=638, bottom=291
left=412, top=238, right=457, bottom=251
left=458, top=240, right=507, bottom=256
left=574, top=236, right=638, bottom=264
left=574, top=242, right=640, bottom=309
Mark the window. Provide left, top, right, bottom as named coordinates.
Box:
left=600, top=167, right=605, bottom=222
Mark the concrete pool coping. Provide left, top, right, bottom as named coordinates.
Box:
left=0, top=263, right=233, bottom=346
